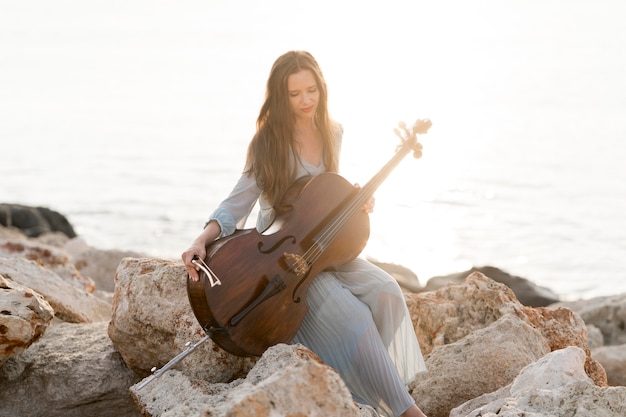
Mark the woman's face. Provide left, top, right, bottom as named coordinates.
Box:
left=287, top=69, right=319, bottom=123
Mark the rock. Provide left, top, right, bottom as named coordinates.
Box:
left=368, top=258, right=422, bottom=292
left=423, top=265, right=560, bottom=306
left=0, top=321, right=139, bottom=417
left=0, top=238, right=95, bottom=293
left=131, top=344, right=370, bottom=417
left=406, top=271, right=524, bottom=356
left=552, top=294, right=626, bottom=346
left=0, top=257, right=111, bottom=323
left=586, top=324, right=605, bottom=348
left=67, top=241, right=145, bottom=292
left=33, top=231, right=71, bottom=248
left=409, top=315, right=551, bottom=417
left=0, top=275, right=54, bottom=364
left=407, top=272, right=606, bottom=386
left=450, top=346, right=626, bottom=417
left=108, top=257, right=253, bottom=383
left=0, top=203, right=76, bottom=238
left=0, top=224, right=27, bottom=240
left=521, top=304, right=607, bottom=386
left=592, top=344, right=626, bottom=386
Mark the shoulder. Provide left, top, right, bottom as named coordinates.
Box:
left=331, top=120, right=343, bottom=137
left=330, top=120, right=343, bottom=145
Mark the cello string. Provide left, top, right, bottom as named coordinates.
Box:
left=301, top=160, right=397, bottom=264
left=301, top=139, right=414, bottom=265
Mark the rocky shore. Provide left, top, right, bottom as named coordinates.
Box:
left=1, top=204, right=625, bottom=417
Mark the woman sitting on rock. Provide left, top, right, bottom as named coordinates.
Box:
left=182, top=50, right=428, bottom=417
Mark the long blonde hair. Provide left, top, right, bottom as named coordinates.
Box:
left=245, top=51, right=339, bottom=207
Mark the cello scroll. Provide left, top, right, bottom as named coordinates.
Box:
left=394, top=118, right=432, bottom=159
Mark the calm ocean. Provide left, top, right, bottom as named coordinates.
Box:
left=1, top=0, right=625, bottom=300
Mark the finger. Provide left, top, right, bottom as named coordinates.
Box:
left=182, top=250, right=202, bottom=266
left=187, top=266, right=200, bottom=282
left=181, top=251, right=193, bottom=265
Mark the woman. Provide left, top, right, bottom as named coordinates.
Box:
left=182, top=50, right=428, bottom=417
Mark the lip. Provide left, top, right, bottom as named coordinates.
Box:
left=301, top=105, right=314, bottom=113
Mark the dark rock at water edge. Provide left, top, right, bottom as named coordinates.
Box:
left=0, top=203, right=77, bottom=238
left=422, top=265, right=560, bottom=307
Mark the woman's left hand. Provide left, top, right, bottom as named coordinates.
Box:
left=362, top=195, right=375, bottom=213
left=355, top=184, right=375, bottom=213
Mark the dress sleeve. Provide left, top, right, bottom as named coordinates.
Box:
left=209, top=122, right=342, bottom=238
left=207, top=172, right=262, bottom=238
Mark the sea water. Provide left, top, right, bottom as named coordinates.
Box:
left=1, top=0, right=625, bottom=300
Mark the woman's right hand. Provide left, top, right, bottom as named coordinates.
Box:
left=182, top=243, right=207, bottom=282
left=182, top=220, right=222, bottom=281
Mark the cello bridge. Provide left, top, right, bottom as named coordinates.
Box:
left=283, top=253, right=309, bottom=278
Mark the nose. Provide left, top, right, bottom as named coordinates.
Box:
left=302, top=92, right=313, bottom=105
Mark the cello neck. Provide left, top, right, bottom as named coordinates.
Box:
left=312, top=119, right=431, bottom=255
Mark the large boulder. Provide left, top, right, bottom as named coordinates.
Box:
left=0, top=203, right=76, bottom=238
left=111, top=258, right=382, bottom=416
left=0, top=321, right=139, bottom=417
left=406, top=272, right=606, bottom=387
left=0, top=257, right=111, bottom=323
left=65, top=237, right=145, bottom=293
left=108, top=257, right=253, bottom=383
left=0, top=224, right=27, bottom=240
left=450, top=346, right=626, bottom=417
left=0, top=275, right=54, bottom=364
left=131, top=343, right=374, bottom=417
left=0, top=239, right=95, bottom=293
left=553, top=294, right=626, bottom=346
left=409, top=315, right=551, bottom=417
left=592, top=344, right=626, bottom=386
left=406, top=271, right=523, bottom=355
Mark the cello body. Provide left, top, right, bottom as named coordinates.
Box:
left=187, top=172, right=370, bottom=357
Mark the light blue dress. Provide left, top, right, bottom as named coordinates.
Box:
left=207, top=134, right=427, bottom=417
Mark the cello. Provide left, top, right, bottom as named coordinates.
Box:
left=187, top=119, right=431, bottom=357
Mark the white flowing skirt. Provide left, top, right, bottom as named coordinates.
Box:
left=293, top=258, right=427, bottom=417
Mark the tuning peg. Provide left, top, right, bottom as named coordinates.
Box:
left=412, top=140, right=423, bottom=158
left=399, top=122, right=411, bottom=136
